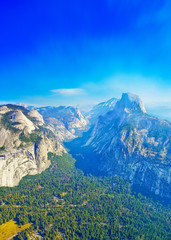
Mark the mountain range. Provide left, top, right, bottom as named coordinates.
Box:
left=67, top=93, right=171, bottom=199
left=0, top=93, right=170, bottom=200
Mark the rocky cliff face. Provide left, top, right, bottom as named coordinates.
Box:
left=37, top=106, right=88, bottom=141
left=45, top=117, right=76, bottom=141
left=0, top=105, right=66, bottom=187
left=67, top=93, right=171, bottom=199
left=28, top=110, right=44, bottom=126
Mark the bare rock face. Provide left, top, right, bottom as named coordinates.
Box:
left=45, top=136, right=67, bottom=155
left=0, top=105, right=66, bottom=187
left=34, top=138, right=49, bottom=172
left=0, top=128, right=8, bottom=147
left=45, top=118, right=76, bottom=141
left=0, top=146, right=38, bottom=187
left=0, top=106, right=11, bottom=114
left=0, top=134, right=67, bottom=187
left=65, top=107, right=88, bottom=130
left=11, top=110, right=35, bottom=134
left=37, top=106, right=88, bottom=141
left=28, top=110, right=44, bottom=126
left=0, top=137, right=65, bottom=187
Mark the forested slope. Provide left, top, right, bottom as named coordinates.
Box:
left=0, top=153, right=170, bottom=240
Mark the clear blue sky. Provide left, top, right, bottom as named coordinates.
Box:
left=0, top=1, right=171, bottom=118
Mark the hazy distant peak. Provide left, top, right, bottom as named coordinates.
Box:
left=116, top=92, right=146, bottom=114
left=95, top=97, right=118, bottom=108
left=86, top=97, right=118, bottom=125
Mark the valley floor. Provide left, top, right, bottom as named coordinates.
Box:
left=0, top=153, right=170, bottom=240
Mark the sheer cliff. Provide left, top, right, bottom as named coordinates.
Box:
left=0, top=105, right=66, bottom=187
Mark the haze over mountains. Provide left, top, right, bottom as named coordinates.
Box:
left=85, top=97, right=118, bottom=125
left=0, top=93, right=170, bottom=200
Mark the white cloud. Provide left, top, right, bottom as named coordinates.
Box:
left=51, top=88, right=85, bottom=96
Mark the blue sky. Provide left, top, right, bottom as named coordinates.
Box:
left=0, top=1, right=171, bottom=119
